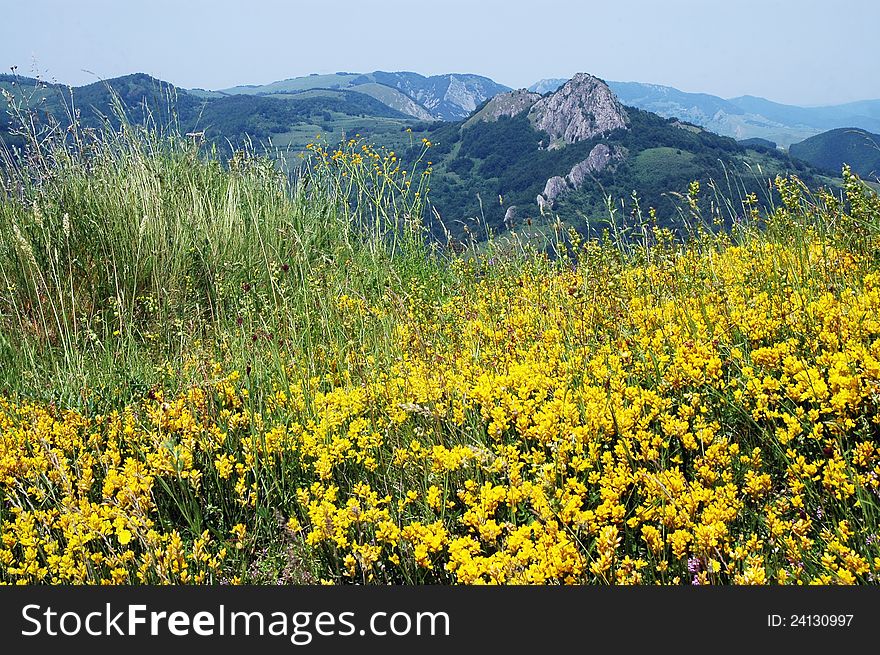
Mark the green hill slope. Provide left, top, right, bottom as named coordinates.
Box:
left=0, top=72, right=420, bottom=154
left=220, top=72, right=362, bottom=95
left=789, top=128, right=880, bottom=179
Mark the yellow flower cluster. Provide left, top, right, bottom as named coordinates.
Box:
left=3, top=222, right=880, bottom=585
left=0, top=390, right=237, bottom=584
left=285, top=230, right=880, bottom=584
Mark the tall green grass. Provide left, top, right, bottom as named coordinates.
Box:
left=3, top=96, right=879, bottom=412
left=0, top=102, right=444, bottom=408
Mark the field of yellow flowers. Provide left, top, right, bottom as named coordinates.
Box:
left=2, top=121, right=880, bottom=585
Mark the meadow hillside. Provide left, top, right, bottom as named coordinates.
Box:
left=790, top=128, right=880, bottom=179
left=0, top=72, right=423, bottom=155
left=2, top=113, right=880, bottom=585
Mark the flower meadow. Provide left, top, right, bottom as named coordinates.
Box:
left=2, top=118, right=880, bottom=585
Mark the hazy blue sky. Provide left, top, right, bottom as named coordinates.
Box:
left=2, top=0, right=876, bottom=105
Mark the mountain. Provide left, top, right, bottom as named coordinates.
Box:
left=530, top=80, right=880, bottom=146
left=607, top=81, right=803, bottom=146
left=0, top=73, right=203, bottom=150
left=728, top=96, right=880, bottom=133
left=603, top=82, right=880, bottom=147
left=419, top=74, right=827, bottom=240
left=192, top=90, right=412, bottom=147
left=0, top=72, right=421, bottom=154
left=217, top=71, right=511, bottom=122
left=609, top=81, right=743, bottom=124
left=220, top=72, right=363, bottom=96
left=532, top=79, right=801, bottom=144
left=339, top=82, right=434, bottom=121
left=789, top=128, right=880, bottom=179
left=528, top=79, right=568, bottom=95
left=528, top=73, right=629, bottom=145
left=464, top=89, right=542, bottom=127
left=1, top=70, right=838, bottom=244
left=349, top=72, right=511, bottom=121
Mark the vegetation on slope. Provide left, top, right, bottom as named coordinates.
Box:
left=421, top=107, right=822, bottom=240
left=0, top=72, right=419, bottom=155
left=790, top=128, right=880, bottom=180
left=2, top=111, right=880, bottom=585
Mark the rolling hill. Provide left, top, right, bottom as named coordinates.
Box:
left=0, top=72, right=422, bottom=154
left=0, top=72, right=204, bottom=150
left=789, top=128, right=880, bottom=179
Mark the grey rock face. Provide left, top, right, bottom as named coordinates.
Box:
left=393, top=94, right=435, bottom=121
left=542, top=176, right=569, bottom=205
left=537, top=144, right=626, bottom=210
left=444, top=76, right=479, bottom=113
left=566, top=144, right=624, bottom=188
left=528, top=73, right=629, bottom=144
left=397, top=73, right=511, bottom=121
left=504, top=205, right=519, bottom=229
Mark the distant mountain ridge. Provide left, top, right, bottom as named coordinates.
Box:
left=349, top=72, right=510, bottom=121
left=7, top=69, right=878, bottom=150
left=526, top=79, right=880, bottom=147
left=528, top=79, right=569, bottom=95
left=0, top=72, right=417, bottom=152
left=729, top=95, right=880, bottom=131
left=609, top=82, right=880, bottom=147
left=217, top=71, right=511, bottom=122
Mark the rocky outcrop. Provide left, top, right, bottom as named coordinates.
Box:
left=350, top=82, right=435, bottom=120
left=566, top=144, right=623, bottom=188
left=528, top=73, right=629, bottom=145
left=503, top=205, right=519, bottom=229
left=537, top=144, right=625, bottom=209
left=542, top=176, right=569, bottom=205
left=464, top=89, right=541, bottom=127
